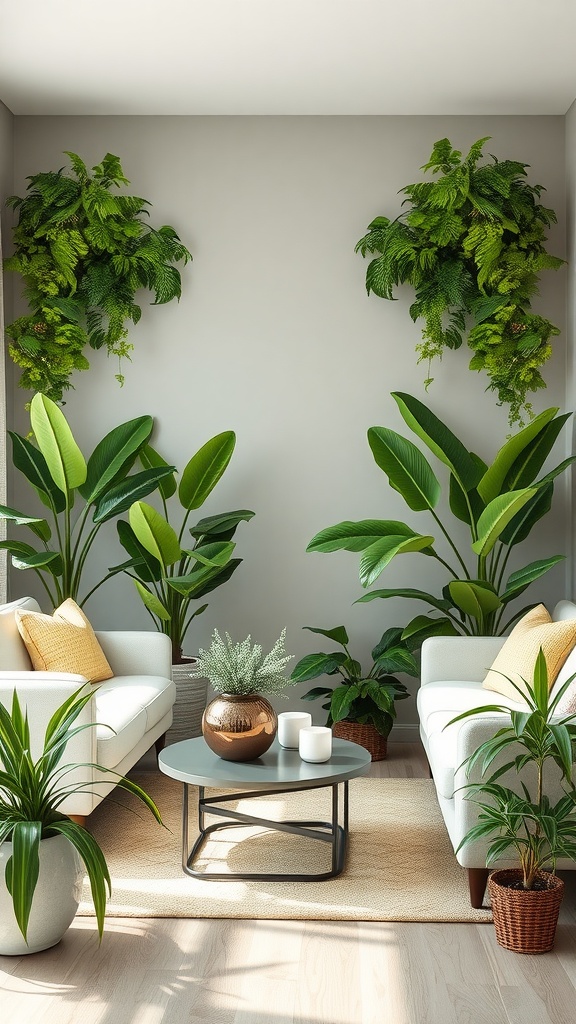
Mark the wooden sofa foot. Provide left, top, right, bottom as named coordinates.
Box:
left=68, top=814, right=87, bottom=828
left=468, top=867, right=489, bottom=908
left=155, top=732, right=167, bottom=757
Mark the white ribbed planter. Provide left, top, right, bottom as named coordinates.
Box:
left=166, top=660, right=208, bottom=744
left=0, top=834, right=84, bottom=955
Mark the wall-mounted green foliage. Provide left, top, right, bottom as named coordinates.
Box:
left=356, top=138, right=564, bottom=425
left=4, top=152, right=192, bottom=402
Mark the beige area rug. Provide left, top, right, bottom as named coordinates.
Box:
left=77, top=773, right=492, bottom=923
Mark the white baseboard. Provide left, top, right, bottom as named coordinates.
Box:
left=388, top=723, right=420, bottom=743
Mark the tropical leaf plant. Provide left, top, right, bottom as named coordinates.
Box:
left=0, top=686, right=163, bottom=943
left=307, top=391, right=573, bottom=641
left=290, top=625, right=415, bottom=738
left=4, top=151, right=192, bottom=401
left=0, top=393, right=174, bottom=607
left=446, top=649, right=576, bottom=889
left=356, top=137, right=564, bottom=425
left=115, top=434, right=255, bottom=663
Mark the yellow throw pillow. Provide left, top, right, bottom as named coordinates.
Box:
left=15, top=598, right=113, bottom=684
left=482, top=604, right=576, bottom=702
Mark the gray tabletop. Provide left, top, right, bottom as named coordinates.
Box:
left=158, top=736, right=372, bottom=790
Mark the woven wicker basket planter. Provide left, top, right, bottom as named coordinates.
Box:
left=332, top=720, right=388, bottom=761
left=166, top=660, right=208, bottom=745
left=488, top=869, right=565, bottom=954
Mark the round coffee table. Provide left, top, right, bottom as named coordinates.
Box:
left=158, top=736, right=371, bottom=881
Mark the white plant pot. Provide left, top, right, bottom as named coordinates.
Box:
left=0, top=834, right=84, bottom=955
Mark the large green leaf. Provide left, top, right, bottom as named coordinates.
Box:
left=11, top=550, right=63, bottom=574
left=178, top=431, right=236, bottom=511
left=129, top=502, right=182, bottom=567
left=373, top=647, right=418, bottom=676
left=133, top=580, right=170, bottom=620
left=138, top=443, right=177, bottom=500
left=93, top=467, right=176, bottom=524
left=116, top=520, right=162, bottom=582
left=189, top=509, right=256, bottom=539
left=392, top=392, right=481, bottom=492
left=477, top=408, right=558, bottom=503
left=0, top=504, right=48, bottom=536
left=401, top=615, right=459, bottom=644
left=501, top=557, right=565, bottom=602
left=30, top=393, right=86, bottom=495
left=472, top=488, right=537, bottom=556
left=307, top=519, right=431, bottom=554
left=303, top=625, right=349, bottom=646
left=166, top=559, right=242, bottom=599
left=504, top=413, right=571, bottom=489
left=356, top=587, right=452, bottom=613
left=448, top=580, right=502, bottom=622
left=9, top=432, right=66, bottom=513
left=367, top=426, right=440, bottom=511
left=291, top=653, right=346, bottom=683
left=80, top=416, right=154, bottom=503
left=5, top=820, right=41, bottom=942
left=448, top=474, right=485, bottom=527
left=359, top=534, right=435, bottom=587
left=331, top=684, right=360, bottom=723
left=500, top=484, right=554, bottom=547
left=535, top=457, right=576, bottom=489
left=187, top=541, right=235, bottom=567
left=52, top=818, right=111, bottom=940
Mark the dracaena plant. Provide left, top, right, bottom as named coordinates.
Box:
left=0, top=686, right=163, bottom=943
left=4, top=151, right=192, bottom=402
left=356, top=137, right=564, bottom=426
left=115, top=434, right=255, bottom=664
left=308, top=392, right=573, bottom=643
left=290, top=625, right=415, bottom=738
left=446, top=649, right=576, bottom=889
left=0, top=393, right=174, bottom=608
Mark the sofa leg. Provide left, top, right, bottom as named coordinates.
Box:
left=155, top=732, right=167, bottom=757
left=69, top=814, right=86, bottom=828
left=468, top=867, right=489, bottom=908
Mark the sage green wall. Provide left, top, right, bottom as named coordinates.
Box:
left=8, top=116, right=568, bottom=734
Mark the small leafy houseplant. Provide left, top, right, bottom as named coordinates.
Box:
left=356, top=137, right=564, bottom=425
left=4, top=151, right=192, bottom=401
left=0, top=393, right=174, bottom=608
left=0, top=686, right=163, bottom=951
left=194, top=629, right=296, bottom=761
left=308, top=392, right=573, bottom=645
left=116, top=436, right=255, bottom=665
left=446, top=650, right=576, bottom=952
left=290, top=626, right=414, bottom=754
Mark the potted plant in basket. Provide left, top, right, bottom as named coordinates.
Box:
left=193, top=628, right=296, bottom=762
left=290, top=626, right=415, bottom=760
left=0, top=686, right=163, bottom=956
left=447, top=649, right=576, bottom=954
left=115, top=435, right=255, bottom=742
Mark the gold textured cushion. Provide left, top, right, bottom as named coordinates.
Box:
left=15, top=598, right=113, bottom=684
left=482, top=604, right=576, bottom=702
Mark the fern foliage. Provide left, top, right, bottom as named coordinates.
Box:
left=356, top=138, right=564, bottom=425
left=4, top=152, right=192, bottom=401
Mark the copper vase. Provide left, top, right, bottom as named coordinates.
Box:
left=202, top=693, right=277, bottom=761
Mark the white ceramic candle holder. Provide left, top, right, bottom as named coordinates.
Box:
left=298, top=726, right=332, bottom=763
left=278, top=711, right=312, bottom=748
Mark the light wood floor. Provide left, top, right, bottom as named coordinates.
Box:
left=2, top=742, right=576, bottom=1024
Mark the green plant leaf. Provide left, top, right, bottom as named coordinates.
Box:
left=307, top=519, right=431, bottom=554
left=5, top=821, right=41, bottom=942
left=503, top=413, right=571, bottom=489
left=303, top=625, right=349, bottom=646
left=0, top=504, right=47, bottom=533
left=331, top=684, right=360, bottom=723
left=472, top=488, right=537, bottom=556
left=373, top=647, right=418, bottom=676
left=80, top=416, right=154, bottom=503
left=9, top=432, right=66, bottom=513
left=448, top=580, right=502, bottom=621
left=401, top=615, right=459, bottom=644
left=132, top=579, right=170, bottom=620
left=93, top=467, right=176, bottom=524
left=391, top=392, right=481, bottom=492
left=500, top=484, right=554, bottom=547
left=186, top=541, right=235, bottom=567
left=501, top=557, right=565, bottom=602
left=367, top=426, right=441, bottom=511
left=178, top=431, right=236, bottom=511
left=129, top=501, right=182, bottom=567
left=291, top=654, right=346, bottom=683
left=477, top=408, right=558, bottom=503
left=358, top=534, right=435, bottom=587
left=138, top=443, right=177, bottom=500
left=300, top=685, right=334, bottom=701
left=51, top=818, right=111, bottom=940
left=116, top=520, right=162, bottom=582
left=189, top=509, right=255, bottom=539
left=30, top=393, right=86, bottom=495
left=355, top=587, right=451, bottom=613
left=165, top=559, right=242, bottom=598
left=11, top=549, right=63, bottom=575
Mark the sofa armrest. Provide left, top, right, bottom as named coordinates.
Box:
left=420, top=636, right=506, bottom=686
left=94, top=631, right=172, bottom=678
left=0, top=671, right=97, bottom=763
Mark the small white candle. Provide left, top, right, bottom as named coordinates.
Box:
left=299, top=726, right=332, bottom=763
left=278, top=711, right=312, bottom=748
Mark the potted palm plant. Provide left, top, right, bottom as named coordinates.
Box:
left=290, top=625, right=415, bottom=760
left=0, top=687, right=163, bottom=955
left=447, top=649, right=576, bottom=953
left=116, top=436, right=255, bottom=742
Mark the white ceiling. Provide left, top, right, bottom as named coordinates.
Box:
left=1, top=0, right=576, bottom=116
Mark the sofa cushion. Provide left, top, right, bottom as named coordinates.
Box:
left=15, top=599, right=113, bottom=683
left=95, top=690, right=148, bottom=768
left=96, top=675, right=176, bottom=733
left=482, top=604, right=576, bottom=702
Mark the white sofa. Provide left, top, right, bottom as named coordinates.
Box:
left=418, top=600, right=576, bottom=908
left=0, top=597, right=176, bottom=821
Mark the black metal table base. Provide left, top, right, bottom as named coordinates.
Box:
left=181, top=781, right=350, bottom=881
